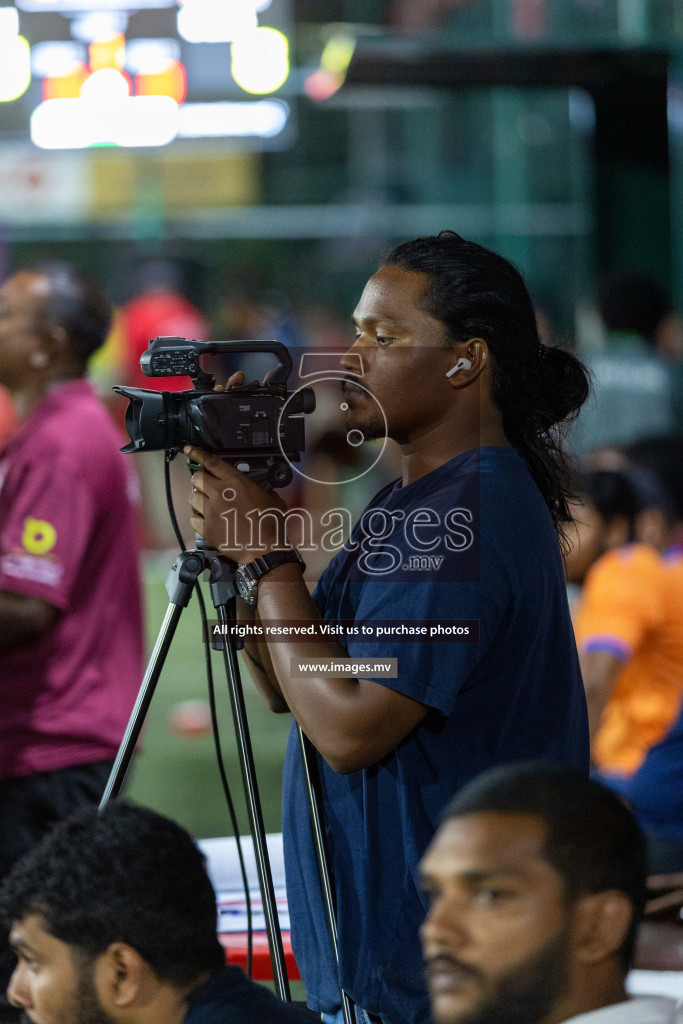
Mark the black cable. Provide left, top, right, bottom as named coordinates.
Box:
left=164, top=453, right=254, bottom=979
left=164, top=451, right=187, bottom=552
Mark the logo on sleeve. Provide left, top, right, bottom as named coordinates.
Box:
left=22, top=517, right=57, bottom=555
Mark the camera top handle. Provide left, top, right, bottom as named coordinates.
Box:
left=141, top=337, right=293, bottom=391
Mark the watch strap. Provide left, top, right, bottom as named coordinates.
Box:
left=238, top=549, right=306, bottom=584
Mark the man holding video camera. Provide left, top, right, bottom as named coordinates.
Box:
left=0, top=263, right=142, bottom=1021
left=187, top=232, right=590, bottom=1024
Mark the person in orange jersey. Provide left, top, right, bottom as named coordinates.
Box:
left=569, top=469, right=683, bottom=778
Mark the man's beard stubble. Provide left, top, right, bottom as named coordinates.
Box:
left=355, top=416, right=385, bottom=442
left=341, top=380, right=385, bottom=443
left=25, top=963, right=117, bottom=1024
left=73, top=967, right=115, bottom=1024
left=434, top=926, right=571, bottom=1024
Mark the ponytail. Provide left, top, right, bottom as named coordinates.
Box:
left=490, top=343, right=589, bottom=546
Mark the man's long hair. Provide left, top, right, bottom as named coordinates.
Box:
left=382, top=232, right=590, bottom=550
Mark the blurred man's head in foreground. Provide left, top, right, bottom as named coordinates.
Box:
left=420, top=763, right=647, bottom=1024
left=0, top=801, right=225, bottom=1024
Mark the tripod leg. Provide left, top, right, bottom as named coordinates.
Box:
left=216, top=603, right=291, bottom=1003
left=297, top=726, right=356, bottom=1024
left=100, top=602, right=184, bottom=809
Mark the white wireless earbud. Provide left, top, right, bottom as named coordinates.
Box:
left=445, top=357, right=472, bottom=378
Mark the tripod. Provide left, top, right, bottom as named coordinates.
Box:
left=100, top=539, right=357, bottom=1023
left=98, top=546, right=290, bottom=1001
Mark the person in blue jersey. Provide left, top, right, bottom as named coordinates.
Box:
left=187, top=231, right=591, bottom=1024
left=613, top=695, right=683, bottom=875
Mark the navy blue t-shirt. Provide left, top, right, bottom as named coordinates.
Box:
left=282, top=447, right=588, bottom=1024
left=184, top=965, right=318, bottom=1024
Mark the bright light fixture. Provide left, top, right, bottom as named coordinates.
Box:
left=135, top=59, right=186, bottom=104
left=32, top=41, right=86, bottom=77
left=89, top=32, right=125, bottom=71
left=0, top=33, right=31, bottom=102
left=304, top=69, right=344, bottom=103
left=17, top=0, right=174, bottom=10
left=43, top=61, right=90, bottom=99
left=30, top=95, right=288, bottom=146
left=176, top=0, right=271, bottom=11
left=231, top=27, right=289, bottom=94
left=71, top=12, right=127, bottom=43
left=177, top=99, right=289, bottom=138
left=321, top=32, right=356, bottom=75
left=125, top=38, right=180, bottom=74
left=80, top=67, right=130, bottom=101
left=31, top=94, right=178, bottom=148
left=0, top=7, right=19, bottom=36
left=177, top=0, right=257, bottom=44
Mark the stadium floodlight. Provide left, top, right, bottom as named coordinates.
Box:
left=177, top=0, right=257, bottom=44
left=0, top=10, right=31, bottom=103
left=31, top=94, right=178, bottom=148
left=231, top=27, right=289, bottom=95
left=176, top=98, right=289, bottom=138
left=17, top=0, right=174, bottom=10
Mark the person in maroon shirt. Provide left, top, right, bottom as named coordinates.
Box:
left=0, top=262, right=143, bottom=1022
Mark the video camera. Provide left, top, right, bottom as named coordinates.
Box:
left=114, top=337, right=315, bottom=489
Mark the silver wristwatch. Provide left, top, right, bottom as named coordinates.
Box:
left=234, top=550, right=306, bottom=606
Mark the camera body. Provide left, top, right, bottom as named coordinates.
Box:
left=114, top=336, right=315, bottom=489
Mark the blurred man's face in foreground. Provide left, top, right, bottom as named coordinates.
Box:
left=419, top=812, right=572, bottom=1024
left=8, top=913, right=113, bottom=1024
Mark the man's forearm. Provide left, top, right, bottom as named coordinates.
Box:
left=238, top=602, right=290, bottom=712
left=254, top=564, right=426, bottom=773
left=586, top=688, right=609, bottom=740
left=580, top=649, right=624, bottom=741
left=255, top=564, right=357, bottom=711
